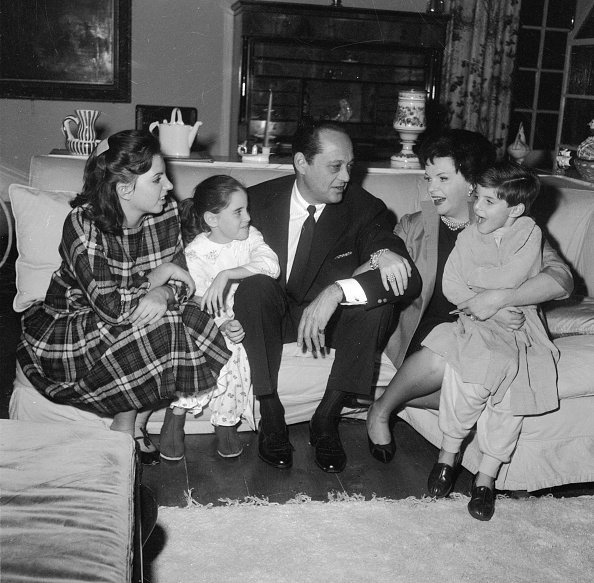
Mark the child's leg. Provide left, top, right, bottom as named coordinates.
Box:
left=438, top=364, right=491, bottom=465
left=476, top=390, right=524, bottom=483
left=159, top=403, right=187, bottom=461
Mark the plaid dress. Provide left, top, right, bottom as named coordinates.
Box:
left=17, top=199, right=230, bottom=416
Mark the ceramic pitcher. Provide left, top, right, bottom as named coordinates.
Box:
left=62, top=109, right=101, bottom=142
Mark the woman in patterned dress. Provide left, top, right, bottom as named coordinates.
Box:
left=17, top=130, right=230, bottom=461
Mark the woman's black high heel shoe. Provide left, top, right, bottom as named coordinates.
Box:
left=367, top=435, right=396, bottom=463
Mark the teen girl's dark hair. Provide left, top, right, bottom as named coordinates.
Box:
left=72, top=130, right=161, bottom=234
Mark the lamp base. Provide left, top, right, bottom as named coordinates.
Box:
left=391, top=142, right=421, bottom=169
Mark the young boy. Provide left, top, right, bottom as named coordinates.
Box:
left=423, top=162, right=559, bottom=520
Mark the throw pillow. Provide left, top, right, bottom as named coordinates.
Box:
left=8, top=184, right=76, bottom=312
left=543, top=296, right=594, bottom=338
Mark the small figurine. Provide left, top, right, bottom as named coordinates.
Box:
left=555, top=148, right=572, bottom=175
left=507, top=123, right=530, bottom=165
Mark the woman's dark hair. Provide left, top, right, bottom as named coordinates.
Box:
left=71, top=130, right=161, bottom=234
left=419, top=129, right=497, bottom=185
left=477, top=161, right=540, bottom=215
left=179, top=175, right=246, bottom=246
left=291, top=118, right=350, bottom=163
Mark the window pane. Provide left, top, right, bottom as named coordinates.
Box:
left=542, top=31, right=567, bottom=69
left=520, top=0, right=544, bottom=26
left=538, top=72, right=563, bottom=110
left=512, top=70, right=535, bottom=108
left=561, top=99, right=594, bottom=147
left=533, top=113, right=558, bottom=149
left=516, top=29, right=541, bottom=68
left=568, top=46, right=594, bottom=95
left=547, top=0, right=576, bottom=28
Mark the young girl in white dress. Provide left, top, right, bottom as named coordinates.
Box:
left=161, top=175, right=280, bottom=460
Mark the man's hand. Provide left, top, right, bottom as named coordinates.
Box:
left=297, top=283, right=343, bottom=353
left=458, top=289, right=510, bottom=321
left=376, top=250, right=412, bottom=295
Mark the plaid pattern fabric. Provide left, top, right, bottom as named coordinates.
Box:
left=18, top=200, right=230, bottom=415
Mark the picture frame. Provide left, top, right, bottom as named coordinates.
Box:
left=0, top=0, right=131, bottom=102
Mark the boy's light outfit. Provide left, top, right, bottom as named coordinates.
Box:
left=423, top=217, right=559, bottom=476
left=174, top=226, right=280, bottom=429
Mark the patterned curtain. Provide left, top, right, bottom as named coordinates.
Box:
left=440, top=0, right=522, bottom=158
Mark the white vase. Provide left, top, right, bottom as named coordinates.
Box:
left=391, top=90, right=426, bottom=169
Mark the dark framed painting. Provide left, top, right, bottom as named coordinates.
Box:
left=0, top=0, right=131, bottom=102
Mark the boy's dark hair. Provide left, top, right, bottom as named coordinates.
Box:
left=477, top=161, right=540, bottom=215
left=179, top=174, right=246, bottom=246
left=72, top=130, right=161, bottom=235
left=291, top=118, right=350, bottom=163
left=419, top=129, right=497, bottom=185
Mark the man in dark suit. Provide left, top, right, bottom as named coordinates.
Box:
left=234, top=120, right=421, bottom=472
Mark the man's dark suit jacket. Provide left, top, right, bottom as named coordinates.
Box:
left=247, top=175, right=421, bottom=308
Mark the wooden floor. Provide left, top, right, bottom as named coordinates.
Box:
left=140, top=418, right=474, bottom=507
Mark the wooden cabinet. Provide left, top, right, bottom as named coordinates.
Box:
left=231, top=1, right=447, bottom=160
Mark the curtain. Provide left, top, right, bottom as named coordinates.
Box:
left=440, top=0, right=522, bottom=158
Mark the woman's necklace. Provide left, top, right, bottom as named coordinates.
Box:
left=440, top=216, right=470, bottom=231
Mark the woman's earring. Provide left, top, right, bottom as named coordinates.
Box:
left=468, top=186, right=475, bottom=197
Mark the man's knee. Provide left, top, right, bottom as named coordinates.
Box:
left=234, top=275, right=285, bottom=310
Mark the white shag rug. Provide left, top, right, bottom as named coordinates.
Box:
left=146, top=493, right=594, bottom=583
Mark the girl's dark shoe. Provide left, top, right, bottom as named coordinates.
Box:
left=367, top=435, right=396, bottom=464
left=427, top=451, right=462, bottom=498
left=468, top=478, right=495, bottom=521
left=159, top=408, right=186, bottom=461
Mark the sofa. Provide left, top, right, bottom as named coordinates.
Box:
left=7, top=154, right=594, bottom=492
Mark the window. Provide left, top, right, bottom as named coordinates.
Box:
left=509, top=0, right=576, bottom=156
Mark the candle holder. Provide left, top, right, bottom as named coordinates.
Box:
left=390, top=90, right=426, bottom=169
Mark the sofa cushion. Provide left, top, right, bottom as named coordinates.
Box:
left=8, top=184, right=76, bottom=312
left=544, top=296, right=594, bottom=338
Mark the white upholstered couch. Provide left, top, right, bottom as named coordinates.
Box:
left=8, top=154, right=594, bottom=492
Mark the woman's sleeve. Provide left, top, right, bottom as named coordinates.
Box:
left=541, top=236, right=574, bottom=298
left=244, top=226, right=281, bottom=278
left=61, top=212, right=150, bottom=325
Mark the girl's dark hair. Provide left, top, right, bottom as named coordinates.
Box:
left=71, top=130, right=161, bottom=234
left=419, top=129, right=497, bottom=185
left=291, top=118, right=349, bottom=163
left=477, top=161, right=540, bottom=215
left=179, top=175, right=246, bottom=246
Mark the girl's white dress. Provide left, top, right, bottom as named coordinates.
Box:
left=173, top=226, right=280, bottom=429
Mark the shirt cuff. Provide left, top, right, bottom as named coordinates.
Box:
left=336, top=278, right=368, bottom=305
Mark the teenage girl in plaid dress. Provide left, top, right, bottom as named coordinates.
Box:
left=17, top=130, right=230, bottom=462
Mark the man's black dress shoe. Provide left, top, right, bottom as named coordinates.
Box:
left=367, top=435, right=396, bottom=464
left=427, top=452, right=462, bottom=498
left=468, top=479, right=495, bottom=521
left=258, top=425, right=293, bottom=469
left=309, top=421, right=346, bottom=473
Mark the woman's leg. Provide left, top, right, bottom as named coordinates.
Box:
left=134, top=409, right=158, bottom=453
left=367, top=347, right=446, bottom=445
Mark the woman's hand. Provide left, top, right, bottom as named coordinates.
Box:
left=491, top=307, right=525, bottom=331
left=148, top=263, right=195, bottom=297
left=129, top=287, right=169, bottom=327
left=200, top=271, right=230, bottom=316
left=376, top=250, right=412, bottom=295
left=458, top=288, right=508, bottom=321
left=220, top=319, right=245, bottom=344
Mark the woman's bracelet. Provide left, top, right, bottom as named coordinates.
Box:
left=369, top=248, right=389, bottom=270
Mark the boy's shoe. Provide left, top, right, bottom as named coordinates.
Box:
left=159, top=408, right=186, bottom=461
left=215, top=425, right=243, bottom=458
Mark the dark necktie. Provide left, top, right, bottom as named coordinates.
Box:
left=287, top=205, right=316, bottom=296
